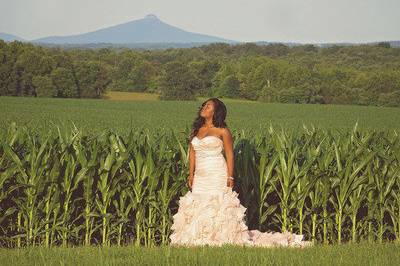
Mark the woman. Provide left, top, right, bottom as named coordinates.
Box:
left=169, top=98, right=311, bottom=248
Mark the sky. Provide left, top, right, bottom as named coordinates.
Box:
left=1, top=0, right=399, bottom=43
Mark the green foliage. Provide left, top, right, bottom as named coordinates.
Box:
left=0, top=40, right=400, bottom=106
left=129, top=61, right=158, bottom=92
left=74, top=61, right=111, bottom=98
left=32, top=75, right=54, bottom=97
left=159, top=61, right=198, bottom=100
left=1, top=122, right=400, bottom=247
left=51, top=67, right=78, bottom=98
left=214, top=74, right=240, bottom=98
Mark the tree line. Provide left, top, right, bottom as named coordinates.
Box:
left=1, top=40, right=399, bottom=106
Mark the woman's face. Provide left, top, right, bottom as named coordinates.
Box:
left=200, top=100, right=214, bottom=118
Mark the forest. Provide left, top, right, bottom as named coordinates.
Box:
left=0, top=40, right=399, bottom=106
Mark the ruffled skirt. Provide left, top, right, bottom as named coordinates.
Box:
left=169, top=186, right=312, bottom=248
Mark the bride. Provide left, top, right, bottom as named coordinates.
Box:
left=169, top=98, right=312, bottom=248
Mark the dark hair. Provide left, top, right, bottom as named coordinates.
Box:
left=189, top=98, right=227, bottom=142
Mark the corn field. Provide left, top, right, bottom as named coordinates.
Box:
left=0, top=121, right=399, bottom=248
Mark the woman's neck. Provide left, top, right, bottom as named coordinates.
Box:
left=204, top=120, right=214, bottom=128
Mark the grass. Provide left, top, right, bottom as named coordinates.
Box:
left=1, top=94, right=400, bottom=136
left=2, top=93, right=400, bottom=265
left=103, top=91, right=160, bottom=101
left=103, top=90, right=257, bottom=103
left=0, top=242, right=399, bottom=266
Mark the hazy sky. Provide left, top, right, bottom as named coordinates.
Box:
left=1, top=0, right=399, bottom=43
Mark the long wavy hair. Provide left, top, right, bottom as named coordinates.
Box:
left=189, top=98, right=228, bottom=142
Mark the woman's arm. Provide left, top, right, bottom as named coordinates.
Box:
left=189, top=142, right=195, bottom=178
left=222, top=128, right=234, bottom=185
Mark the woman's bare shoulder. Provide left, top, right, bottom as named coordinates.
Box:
left=218, top=127, right=231, bottom=134
left=218, top=127, right=233, bottom=140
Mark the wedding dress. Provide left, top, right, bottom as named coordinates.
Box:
left=169, top=135, right=312, bottom=248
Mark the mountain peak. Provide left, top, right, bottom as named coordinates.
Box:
left=144, top=14, right=159, bottom=20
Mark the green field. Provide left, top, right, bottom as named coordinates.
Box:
left=1, top=95, right=400, bottom=265
left=0, top=242, right=399, bottom=266
left=1, top=95, right=400, bottom=136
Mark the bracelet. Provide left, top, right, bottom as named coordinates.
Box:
left=228, top=176, right=234, bottom=180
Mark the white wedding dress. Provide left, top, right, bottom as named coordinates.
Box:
left=169, top=135, right=312, bottom=247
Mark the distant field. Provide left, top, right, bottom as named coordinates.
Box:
left=104, top=90, right=160, bottom=101
left=103, top=90, right=256, bottom=103
left=1, top=93, right=400, bottom=136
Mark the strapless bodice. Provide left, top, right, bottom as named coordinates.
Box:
left=190, top=135, right=227, bottom=194
left=191, top=135, right=223, bottom=157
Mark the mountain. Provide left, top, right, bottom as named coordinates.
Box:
left=0, top=32, right=25, bottom=42
left=1, top=14, right=398, bottom=49
left=32, top=14, right=237, bottom=44
left=34, top=42, right=227, bottom=50
left=254, top=40, right=400, bottom=48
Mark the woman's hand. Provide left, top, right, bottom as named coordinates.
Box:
left=227, top=178, right=234, bottom=188
left=187, top=175, right=194, bottom=190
